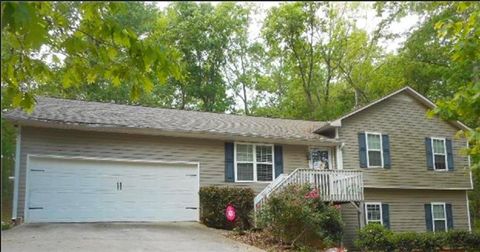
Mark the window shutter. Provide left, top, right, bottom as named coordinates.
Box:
left=446, top=139, right=454, bottom=171
left=274, top=145, right=284, bottom=178
left=382, top=135, right=391, bottom=169
left=225, top=142, right=234, bottom=182
left=358, top=133, right=367, bottom=168
left=425, top=138, right=434, bottom=170
left=382, top=204, right=390, bottom=229
left=446, top=203, right=454, bottom=230
left=425, top=204, right=433, bottom=231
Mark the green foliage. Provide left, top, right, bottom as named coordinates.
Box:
left=1, top=221, right=12, bottom=230
left=1, top=120, right=16, bottom=222
left=199, top=186, right=254, bottom=230
left=355, top=223, right=394, bottom=252
left=426, top=2, right=480, bottom=173
left=391, top=232, right=421, bottom=252
left=162, top=2, right=249, bottom=112
left=444, top=230, right=478, bottom=250
left=257, top=184, right=344, bottom=249
left=1, top=2, right=182, bottom=111
left=356, top=226, right=480, bottom=252
left=416, top=232, right=447, bottom=252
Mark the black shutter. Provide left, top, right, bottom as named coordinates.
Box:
left=446, top=203, right=454, bottom=230
left=225, top=142, right=234, bottom=182
left=425, top=204, right=433, bottom=231
left=382, top=204, right=390, bottom=229
left=382, top=135, right=391, bottom=169
left=425, top=138, right=434, bottom=170
left=358, top=133, right=367, bottom=168
left=274, top=145, right=284, bottom=178
left=446, top=139, right=454, bottom=171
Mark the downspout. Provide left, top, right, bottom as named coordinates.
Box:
left=466, top=191, right=472, bottom=232
left=466, top=141, right=472, bottom=231
left=11, top=126, right=21, bottom=221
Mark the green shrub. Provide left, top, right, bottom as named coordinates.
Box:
left=199, top=186, right=254, bottom=230
left=257, top=184, right=344, bottom=249
left=355, top=223, right=394, bottom=252
left=356, top=224, right=480, bottom=252
left=1, top=221, right=12, bottom=230
left=445, top=230, right=480, bottom=251
left=466, top=231, right=480, bottom=251
left=417, top=232, right=447, bottom=252
left=392, top=232, right=421, bottom=252
left=445, top=230, right=471, bottom=249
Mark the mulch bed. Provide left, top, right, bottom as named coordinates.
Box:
left=224, top=229, right=297, bottom=251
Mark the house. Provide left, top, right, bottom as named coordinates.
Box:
left=4, top=86, right=472, bottom=248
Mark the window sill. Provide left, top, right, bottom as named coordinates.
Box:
left=235, top=180, right=273, bottom=183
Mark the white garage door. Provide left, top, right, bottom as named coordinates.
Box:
left=26, top=156, right=199, bottom=223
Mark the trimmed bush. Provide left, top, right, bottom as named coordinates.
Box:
left=257, top=184, right=344, bottom=249
left=445, top=230, right=470, bottom=249
left=355, top=225, right=480, bottom=252
left=392, top=232, right=421, bottom=252
left=417, top=232, right=446, bottom=252
left=355, top=223, right=394, bottom=252
left=199, top=186, right=254, bottom=230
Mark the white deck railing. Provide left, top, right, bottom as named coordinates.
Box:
left=254, top=169, right=364, bottom=213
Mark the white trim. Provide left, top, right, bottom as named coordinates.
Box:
left=24, top=154, right=201, bottom=223
left=467, top=141, right=473, bottom=189
left=234, top=142, right=274, bottom=183
left=365, top=132, right=384, bottom=168
left=431, top=202, right=448, bottom=232
left=336, top=144, right=344, bottom=170
left=466, top=191, right=472, bottom=232
left=431, top=137, right=448, bottom=171
left=365, top=185, right=473, bottom=190
left=26, top=154, right=201, bottom=166
left=12, top=126, right=21, bottom=220
left=328, top=87, right=470, bottom=131
left=335, top=128, right=343, bottom=169
left=365, top=202, right=383, bottom=225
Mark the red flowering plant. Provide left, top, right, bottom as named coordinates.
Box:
left=257, top=184, right=344, bottom=250
left=304, top=188, right=320, bottom=200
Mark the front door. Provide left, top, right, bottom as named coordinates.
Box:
left=309, top=148, right=331, bottom=169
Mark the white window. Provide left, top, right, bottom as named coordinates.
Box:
left=235, top=143, right=274, bottom=182
left=431, top=203, right=447, bottom=232
left=366, top=133, right=383, bottom=168
left=365, top=202, right=383, bottom=225
left=431, top=138, right=447, bottom=171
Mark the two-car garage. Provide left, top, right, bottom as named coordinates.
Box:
left=25, top=156, right=199, bottom=223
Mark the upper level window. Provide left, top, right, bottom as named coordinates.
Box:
left=431, top=203, right=447, bottom=232
left=365, top=203, right=383, bottom=225
left=235, top=143, right=274, bottom=182
left=366, top=133, right=383, bottom=167
left=432, top=138, right=447, bottom=170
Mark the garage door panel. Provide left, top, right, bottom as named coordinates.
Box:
left=26, top=157, right=199, bottom=223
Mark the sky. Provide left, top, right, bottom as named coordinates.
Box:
left=154, top=1, right=419, bottom=53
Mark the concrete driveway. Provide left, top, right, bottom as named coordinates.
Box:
left=1, top=222, right=263, bottom=252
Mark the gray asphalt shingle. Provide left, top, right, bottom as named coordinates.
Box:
left=4, top=97, right=334, bottom=143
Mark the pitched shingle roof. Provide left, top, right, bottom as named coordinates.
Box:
left=4, top=97, right=336, bottom=144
